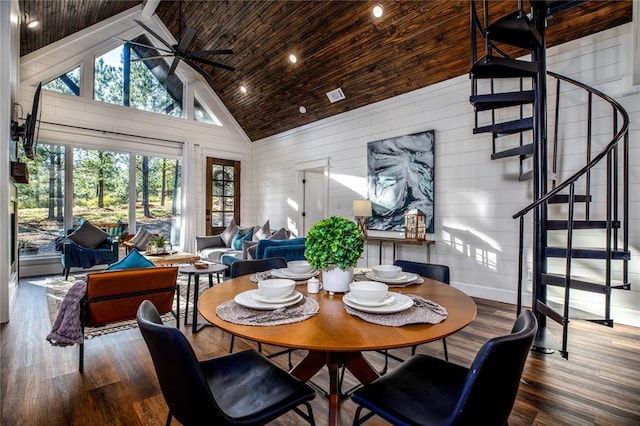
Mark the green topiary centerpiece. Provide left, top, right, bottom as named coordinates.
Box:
left=304, top=216, right=364, bottom=271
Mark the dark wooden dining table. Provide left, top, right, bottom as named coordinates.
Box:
left=198, top=274, right=477, bottom=426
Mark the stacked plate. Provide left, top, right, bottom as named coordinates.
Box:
left=343, top=291, right=413, bottom=314
left=235, top=289, right=303, bottom=310
left=235, top=278, right=303, bottom=310
left=365, top=270, right=419, bottom=285
left=271, top=268, right=319, bottom=280
left=343, top=282, right=413, bottom=314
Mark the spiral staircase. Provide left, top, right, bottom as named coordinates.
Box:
left=469, top=0, right=631, bottom=358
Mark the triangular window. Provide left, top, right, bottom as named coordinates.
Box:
left=194, top=97, right=221, bottom=126
left=43, top=67, right=80, bottom=95
left=94, top=35, right=183, bottom=117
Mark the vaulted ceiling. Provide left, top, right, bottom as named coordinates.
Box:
left=19, top=1, right=632, bottom=142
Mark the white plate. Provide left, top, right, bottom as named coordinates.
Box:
left=252, top=290, right=301, bottom=304
left=343, top=292, right=414, bottom=314
left=235, top=290, right=303, bottom=310
left=271, top=268, right=319, bottom=280
left=343, top=292, right=396, bottom=307
left=365, top=271, right=419, bottom=284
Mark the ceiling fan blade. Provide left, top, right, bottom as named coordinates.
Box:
left=186, top=49, right=234, bottom=57
left=188, top=56, right=236, bottom=72
left=183, top=60, right=213, bottom=81
left=134, top=19, right=175, bottom=52
left=111, top=37, right=172, bottom=53
left=168, top=57, right=181, bottom=76
left=177, top=27, right=196, bottom=54
left=131, top=55, right=173, bottom=62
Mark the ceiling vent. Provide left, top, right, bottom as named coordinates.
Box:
left=326, top=88, right=346, bottom=103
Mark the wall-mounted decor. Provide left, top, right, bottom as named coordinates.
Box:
left=367, top=130, right=434, bottom=233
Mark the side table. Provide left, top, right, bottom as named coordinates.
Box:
left=179, top=263, right=228, bottom=333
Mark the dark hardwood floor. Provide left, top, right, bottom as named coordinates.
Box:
left=1, top=278, right=639, bottom=425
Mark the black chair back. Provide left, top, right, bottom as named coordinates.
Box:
left=450, top=310, right=537, bottom=425
left=136, top=300, right=228, bottom=424
left=230, top=257, right=287, bottom=278
left=393, top=259, right=450, bottom=284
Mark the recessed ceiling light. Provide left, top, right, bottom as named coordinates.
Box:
left=372, top=4, right=384, bottom=18
left=299, top=106, right=306, bottom=114
left=26, top=19, right=39, bottom=29
left=289, top=54, right=298, bottom=64
left=240, top=85, right=247, bottom=94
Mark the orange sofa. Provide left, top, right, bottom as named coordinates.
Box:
left=80, top=266, right=179, bottom=371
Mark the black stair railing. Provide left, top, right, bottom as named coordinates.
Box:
left=513, top=70, right=630, bottom=257
left=514, top=71, right=630, bottom=355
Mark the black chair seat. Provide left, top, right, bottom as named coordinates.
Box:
left=202, top=350, right=315, bottom=424
left=137, top=300, right=315, bottom=425
left=352, top=355, right=468, bottom=425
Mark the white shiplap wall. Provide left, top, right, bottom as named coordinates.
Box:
left=250, top=23, right=640, bottom=326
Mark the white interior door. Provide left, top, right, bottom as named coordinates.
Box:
left=303, top=169, right=326, bottom=235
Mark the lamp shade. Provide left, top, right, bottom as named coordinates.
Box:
left=353, top=200, right=372, bottom=217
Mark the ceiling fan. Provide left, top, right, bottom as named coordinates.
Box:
left=127, top=18, right=235, bottom=79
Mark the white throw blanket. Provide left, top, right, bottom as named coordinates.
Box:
left=46, top=280, right=87, bottom=347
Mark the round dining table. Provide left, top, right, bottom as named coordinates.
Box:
left=198, top=274, right=477, bottom=426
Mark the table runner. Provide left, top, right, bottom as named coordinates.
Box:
left=344, top=295, right=447, bottom=326
left=216, top=297, right=319, bottom=326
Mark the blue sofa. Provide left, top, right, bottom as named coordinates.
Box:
left=221, top=237, right=306, bottom=276
left=255, top=237, right=306, bottom=261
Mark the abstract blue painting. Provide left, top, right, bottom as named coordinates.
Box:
left=367, top=130, right=435, bottom=233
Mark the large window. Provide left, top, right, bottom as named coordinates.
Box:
left=206, top=157, right=240, bottom=235
left=136, top=155, right=182, bottom=246
left=94, top=36, right=183, bottom=117
left=72, top=148, right=129, bottom=226
left=16, top=143, right=65, bottom=257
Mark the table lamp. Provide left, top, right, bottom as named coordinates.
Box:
left=353, top=199, right=372, bottom=238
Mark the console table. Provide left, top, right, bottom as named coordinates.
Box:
left=366, top=236, right=435, bottom=265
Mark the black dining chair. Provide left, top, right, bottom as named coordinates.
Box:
left=351, top=310, right=537, bottom=426
left=136, top=300, right=316, bottom=426
left=394, top=259, right=451, bottom=360
left=230, top=256, right=287, bottom=278
left=229, top=256, right=292, bottom=365
left=339, top=260, right=452, bottom=397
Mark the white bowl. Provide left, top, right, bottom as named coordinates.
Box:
left=349, top=281, right=389, bottom=302
left=258, top=279, right=296, bottom=300
left=287, top=260, right=313, bottom=274
left=372, top=265, right=402, bottom=279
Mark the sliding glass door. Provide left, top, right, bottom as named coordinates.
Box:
left=17, top=144, right=182, bottom=260
left=16, top=143, right=65, bottom=257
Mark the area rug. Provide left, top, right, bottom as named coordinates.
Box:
left=33, top=272, right=215, bottom=339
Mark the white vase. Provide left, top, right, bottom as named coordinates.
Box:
left=321, top=265, right=353, bottom=294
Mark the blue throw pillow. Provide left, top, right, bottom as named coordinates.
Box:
left=231, top=231, right=253, bottom=250
left=106, top=248, right=154, bottom=271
